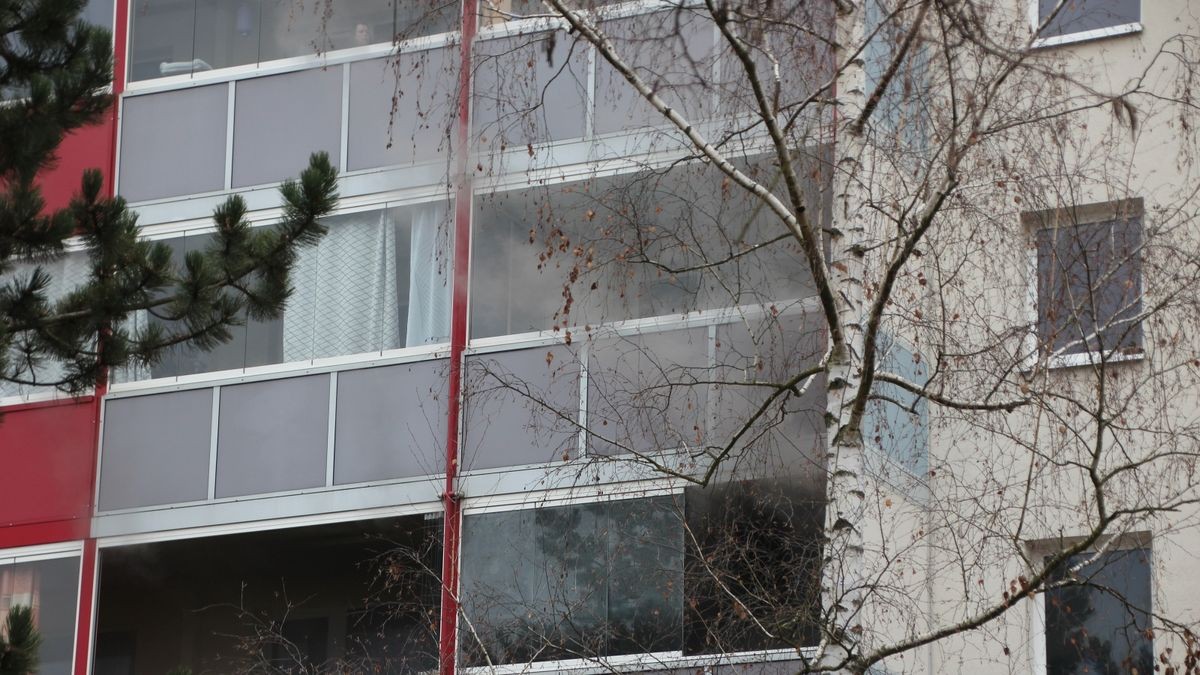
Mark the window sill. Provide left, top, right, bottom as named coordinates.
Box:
left=1046, top=347, right=1144, bottom=370
left=1032, top=22, right=1142, bottom=49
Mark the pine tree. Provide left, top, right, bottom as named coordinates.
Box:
left=0, top=606, right=41, bottom=675
left=0, top=0, right=338, bottom=392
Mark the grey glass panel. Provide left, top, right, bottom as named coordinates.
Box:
left=0, top=556, right=80, bottom=675
left=587, top=328, right=709, bottom=456
left=94, top=516, right=441, bottom=674
left=462, top=345, right=581, bottom=470
left=1046, top=548, right=1152, bottom=675
left=1038, top=0, right=1139, bottom=38
left=81, top=0, right=116, bottom=30
left=118, top=85, right=228, bottom=202
left=334, top=360, right=448, bottom=484
left=712, top=313, right=826, bottom=480
left=473, top=31, right=588, bottom=152
left=460, top=497, right=683, bottom=666
left=684, top=479, right=823, bottom=654
left=469, top=158, right=819, bottom=339
left=215, top=374, right=329, bottom=498
left=99, top=389, right=212, bottom=511
left=348, top=49, right=458, bottom=170
left=593, top=12, right=716, bottom=136
left=232, top=67, right=342, bottom=188
left=1037, top=217, right=1142, bottom=356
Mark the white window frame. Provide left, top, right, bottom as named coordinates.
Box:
left=1022, top=198, right=1145, bottom=371
left=1028, top=0, right=1142, bottom=48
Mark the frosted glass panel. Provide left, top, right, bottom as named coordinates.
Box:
left=348, top=49, right=458, bottom=170
left=232, top=67, right=342, bottom=188
left=462, top=345, right=581, bottom=470
left=99, top=389, right=213, bottom=511
left=118, top=85, right=228, bottom=202
left=215, top=375, right=329, bottom=498
left=334, top=360, right=448, bottom=484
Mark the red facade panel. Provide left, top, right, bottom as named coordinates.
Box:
left=36, top=114, right=116, bottom=214
left=0, top=399, right=97, bottom=547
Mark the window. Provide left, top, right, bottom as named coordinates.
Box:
left=1034, top=0, right=1141, bottom=45
left=0, top=555, right=81, bottom=675
left=1044, top=547, right=1152, bottom=675
left=94, top=515, right=442, bottom=674
left=128, top=0, right=457, bottom=83
left=1032, top=200, right=1143, bottom=361
left=119, top=201, right=452, bottom=382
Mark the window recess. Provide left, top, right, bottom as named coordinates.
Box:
left=1042, top=546, right=1153, bottom=675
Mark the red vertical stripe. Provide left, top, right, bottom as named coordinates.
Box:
left=439, top=0, right=478, bottom=673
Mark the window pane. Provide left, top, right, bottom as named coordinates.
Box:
left=94, top=516, right=441, bottom=674
left=215, top=374, right=329, bottom=498
left=0, top=556, right=80, bottom=675
left=232, top=67, right=343, bottom=188
left=193, top=0, right=262, bottom=72
left=0, top=251, right=91, bottom=399
left=593, top=11, right=716, bottom=136
left=463, top=344, right=582, bottom=470
left=712, top=313, right=827, bottom=479
left=586, top=327, right=709, bottom=456
left=460, top=497, right=683, bottom=665
left=99, top=388, right=213, bottom=511
left=1037, top=216, right=1142, bottom=356
left=259, top=0, right=397, bottom=62
left=128, top=0, right=197, bottom=81
left=1046, top=548, right=1153, bottom=675
left=473, top=31, right=588, bottom=153
left=1038, top=0, right=1140, bottom=38
left=469, top=159, right=816, bottom=339
left=683, top=479, right=824, bottom=654
left=334, top=360, right=449, bottom=484
left=347, top=49, right=459, bottom=170
left=118, top=85, right=229, bottom=202
left=81, top=0, right=116, bottom=30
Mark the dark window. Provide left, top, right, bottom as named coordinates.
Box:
left=459, top=497, right=685, bottom=665
left=1036, top=212, right=1142, bottom=357
left=94, top=516, right=442, bottom=675
left=1045, top=548, right=1153, bottom=675
left=1037, top=0, right=1140, bottom=40
left=683, top=480, right=824, bottom=654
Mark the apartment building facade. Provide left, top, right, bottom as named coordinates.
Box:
left=0, top=0, right=1194, bottom=674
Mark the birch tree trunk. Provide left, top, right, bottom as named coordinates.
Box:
left=819, top=1, right=869, bottom=671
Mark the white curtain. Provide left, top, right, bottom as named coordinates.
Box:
left=406, top=202, right=452, bottom=346
left=284, top=210, right=401, bottom=362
